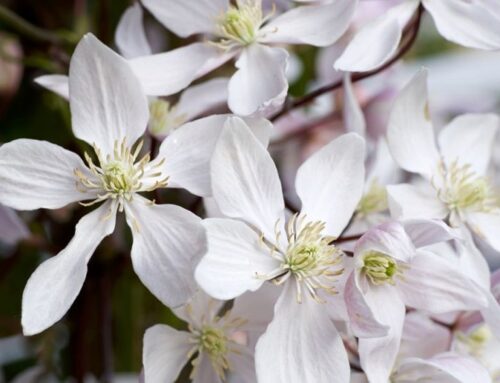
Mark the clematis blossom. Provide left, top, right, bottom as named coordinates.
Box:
left=0, top=34, right=272, bottom=336
left=335, top=0, right=500, bottom=72
left=196, top=119, right=366, bottom=382
left=386, top=69, right=500, bottom=252
left=345, top=220, right=488, bottom=383
left=143, top=288, right=278, bottom=383
left=141, top=0, right=358, bottom=116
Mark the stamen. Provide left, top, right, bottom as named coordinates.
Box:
left=74, top=137, right=168, bottom=210
left=362, top=251, right=404, bottom=285
left=356, top=179, right=388, bottom=217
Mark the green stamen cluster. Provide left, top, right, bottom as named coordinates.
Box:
left=362, top=251, right=400, bottom=285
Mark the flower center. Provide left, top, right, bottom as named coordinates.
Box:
left=362, top=251, right=401, bottom=285
left=356, top=179, right=388, bottom=217
left=187, top=304, right=247, bottom=381
left=260, top=214, right=344, bottom=303
left=74, top=138, right=168, bottom=211
left=148, top=99, right=187, bottom=136
left=435, top=161, right=499, bottom=214
left=215, top=0, right=271, bottom=49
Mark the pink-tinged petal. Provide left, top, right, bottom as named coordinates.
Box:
left=395, top=352, right=492, bottom=383
left=34, top=74, right=69, bottom=100
left=259, top=0, right=357, bottom=47
left=0, top=205, right=29, bottom=246
left=296, top=133, right=365, bottom=237
left=160, top=115, right=272, bottom=197
left=129, top=43, right=227, bottom=97
left=386, top=69, right=441, bottom=180
left=343, top=74, right=366, bottom=136
left=192, top=353, right=224, bottom=383
left=69, top=34, right=149, bottom=156
left=481, top=291, right=500, bottom=342
left=358, top=285, right=406, bottom=383
left=335, top=0, right=419, bottom=72
left=22, top=201, right=116, bottom=335
left=227, top=347, right=257, bottom=383
left=403, top=219, right=455, bottom=248
left=115, top=3, right=152, bottom=59
left=400, top=312, right=451, bottom=359
left=423, top=0, right=500, bottom=50
left=438, top=114, right=498, bottom=176
left=0, top=139, right=96, bottom=210
left=126, top=198, right=206, bottom=308
left=143, top=324, right=191, bottom=383
left=399, top=250, right=488, bottom=313
left=228, top=44, right=288, bottom=116
left=466, top=212, right=500, bottom=253
left=142, top=0, right=228, bottom=37
left=195, top=218, right=277, bottom=300
left=175, top=77, right=229, bottom=122
left=344, top=272, right=389, bottom=338
left=255, top=283, right=350, bottom=383
left=387, top=184, right=448, bottom=220
left=210, top=118, right=285, bottom=240
left=355, top=221, right=415, bottom=263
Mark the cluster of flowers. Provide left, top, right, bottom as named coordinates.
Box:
left=1, top=0, right=500, bottom=382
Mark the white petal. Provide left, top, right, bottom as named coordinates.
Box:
left=126, top=198, right=206, bottom=308
left=195, top=218, right=277, bottom=300
left=228, top=44, right=288, bottom=116
left=343, top=74, right=366, bottom=136
left=176, top=77, right=229, bottom=122
left=400, top=312, right=451, bottom=360
left=231, top=283, right=282, bottom=335
left=0, top=205, right=29, bottom=245
left=296, top=133, right=365, bottom=237
left=255, top=283, right=350, bottom=383
left=192, top=353, right=223, bottom=383
left=173, top=290, right=224, bottom=329
left=160, top=115, right=272, bottom=197
left=438, top=114, right=498, bottom=175
left=358, top=286, right=406, bottom=383
left=227, top=347, right=256, bottom=383
left=69, top=34, right=149, bottom=156
left=142, top=0, right=227, bottom=37
left=423, top=0, right=500, bottom=50
left=143, top=324, right=191, bottom=383
left=34, top=74, right=69, bottom=100
left=387, top=184, right=448, bottom=220
left=0, top=139, right=95, bottom=210
left=402, top=219, right=455, bottom=248
left=354, top=221, right=416, bottom=263
left=480, top=291, right=500, bottom=342
left=115, top=3, right=152, bottom=59
left=386, top=69, right=441, bottom=180
left=398, top=250, right=488, bottom=313
left=259, top=0, right=357, bottom=47
left=210, top=117, right=284, bottom=240
left=466, top=212, right=500, bottom=253
left=129, top=42, right=226, bottom=97
left=22, top=201, right=116, bottom=335
left=395, top=353, right=492, bottom=383
left=334, top=0, right=419, bottom=72
left=344, top=272, right=389, bottom=338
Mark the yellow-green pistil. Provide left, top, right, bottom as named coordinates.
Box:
left=356, top=179, right=388, bottom=217
left=362, top=251, right=401, bottom=285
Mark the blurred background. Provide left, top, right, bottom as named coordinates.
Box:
left=1, top=0, right=500, bottom=382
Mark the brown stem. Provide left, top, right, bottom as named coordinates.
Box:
left=270, top=5, right=424, bottom=123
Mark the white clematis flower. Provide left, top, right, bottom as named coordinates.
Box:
left=386, top=69, right=500, bottom=252
left=335, top=0, right=500, bottom=72
left=0, top=34, right=235, bottom=336
left=196, top=119, right=366, bottom=383
left=345, top=220, right=488, bottom=383
left=141, top=0, right=358, bottom=116
left=143, top=287, right=277, bottom=383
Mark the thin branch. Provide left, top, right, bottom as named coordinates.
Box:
left=0, top=5, right=78, bottom=45
left=270, top=5, right=424, bottom=122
